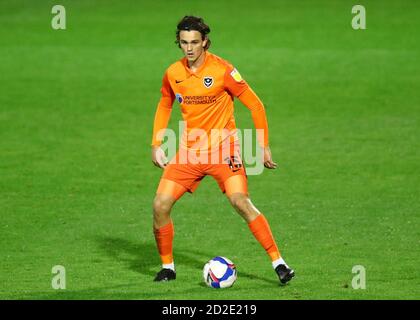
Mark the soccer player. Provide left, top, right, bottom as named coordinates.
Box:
left=151, top=16, right=294, bottom=285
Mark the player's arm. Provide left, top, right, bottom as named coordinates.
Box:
left=151, top=72, right=175, bottom=169
left=224, top=68, right=277, bottom=169
left=237, top=88, right=277, bottom=169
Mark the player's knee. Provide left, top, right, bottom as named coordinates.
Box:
left=153, top=195, right=174, bottom=215
left=228, top=193, right=249, bottom=211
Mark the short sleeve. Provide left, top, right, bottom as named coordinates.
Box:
left=224, top=66, right=249, bottom=97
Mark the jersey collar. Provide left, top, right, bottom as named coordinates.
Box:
left=182, top=51, right=211, bottom=77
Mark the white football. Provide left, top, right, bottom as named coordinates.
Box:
left=203, top=256, right=237, bottom=288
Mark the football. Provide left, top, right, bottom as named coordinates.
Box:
left=203, top=256, right=237, bottom=288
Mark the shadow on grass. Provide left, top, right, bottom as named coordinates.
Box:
left=97, top=237, right=160, bottom=278
left=97, top=236, right=279, bottom=286
left=6, top=238, right=280, bottom=299
left=97, top=236, right=212, bottom=277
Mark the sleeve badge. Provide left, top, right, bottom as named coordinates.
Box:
left=230, top=68, right=243, bottom=82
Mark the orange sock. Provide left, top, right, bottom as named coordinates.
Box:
left=153, top=221, right=174, bottom=265
left=248, top=214, right=281, bottom=261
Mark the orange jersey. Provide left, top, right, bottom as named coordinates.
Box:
left=152, top=52, right=269, bottom=150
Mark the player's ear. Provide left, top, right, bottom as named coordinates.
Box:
left=202, top=37, right=208, bottom=49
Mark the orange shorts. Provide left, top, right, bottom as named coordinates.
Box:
left=157, top=143, right=248, bottom=199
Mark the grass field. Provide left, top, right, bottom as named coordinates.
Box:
left=1, top=0, right=419, bottom=300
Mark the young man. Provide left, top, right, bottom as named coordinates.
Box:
left=151, top=16, right=294, bottom=285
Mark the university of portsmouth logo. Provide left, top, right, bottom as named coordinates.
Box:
left=175, top=93, right=183, bottom=103
left=203, top=76, right=213, bottom=88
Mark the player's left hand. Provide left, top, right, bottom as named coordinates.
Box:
left=263, top=146, right=278, bottom=169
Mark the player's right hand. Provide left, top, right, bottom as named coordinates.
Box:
left=263, top=146, right=278, bottom=169
left=152, top=146, right=168, bottom=169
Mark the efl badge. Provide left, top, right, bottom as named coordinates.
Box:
left=203, top=76, right=213, bottom=88
left=230, top=68, right=243, bottom=82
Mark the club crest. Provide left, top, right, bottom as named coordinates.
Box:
left=203, top=76, right=214, bottom=88
left=175, top=93, right=183, bottom=103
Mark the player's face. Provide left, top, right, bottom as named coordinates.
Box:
left=179, top=30, right=207, bottom=63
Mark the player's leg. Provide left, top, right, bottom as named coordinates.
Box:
left=224, top=175, right=295, bottom=285
left=153, top=178, right=187, bottom=281
left=152, top=157, right=204, bottom=282
left=225, top=176, right=281, bottom=260
left=154, top=179, right=187, bottom=229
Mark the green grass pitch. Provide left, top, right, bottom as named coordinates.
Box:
left=1, top=0, right=419, bottom=299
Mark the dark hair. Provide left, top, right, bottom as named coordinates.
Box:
left=175, top=16, right=211, bottom=50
